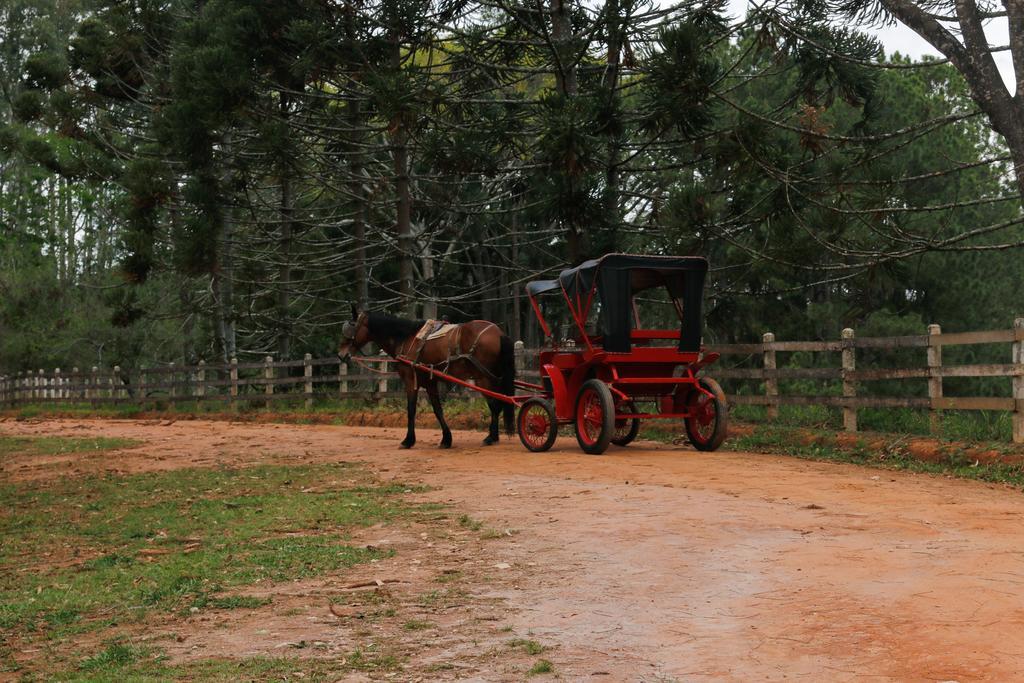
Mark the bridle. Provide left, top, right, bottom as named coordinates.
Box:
left=339, top=312, right=368, bottom=356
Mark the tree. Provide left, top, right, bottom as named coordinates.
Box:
left=782, top=0, right=1024, bottom=202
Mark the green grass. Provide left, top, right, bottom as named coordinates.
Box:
left=79, top=639, right=152, bottom=672
left=509, top=638, right=546, bottom=655
left=458, top=514, right=483, bottom=531
left=0, top=462, right=425, bottom=648
left=0, top=434, right=142, bottom=457
left=527, top=659, right=554, bottom=675
left=402, top=619, right=434, bottom=630
left=53, top=647, right=397, bottom=682
left=728, top=403, right=1015, bottom=442
left=730, top=426, right=1024, bottom=487
left=196, top=595, right=272, bottom=610
left=6, top=395, right=492, bottom=426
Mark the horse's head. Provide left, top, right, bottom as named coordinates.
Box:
left=338, top=305, right=370, bottom=362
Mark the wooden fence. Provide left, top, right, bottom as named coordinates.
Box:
left=1, top=320, right=1022, bottom=443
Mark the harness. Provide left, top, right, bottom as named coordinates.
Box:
left=399, top=321, right=499, bottom=389
left=341, top=313, right=500, bottom=391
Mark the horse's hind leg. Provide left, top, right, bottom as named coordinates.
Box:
left=425, top=381, right=452, bottom=449
left=400, top=382, right=417, bottom=449
left=483, top=397, right=501, bottom=445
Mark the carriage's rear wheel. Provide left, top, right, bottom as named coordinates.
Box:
left=517, top=398, right=558, bottom=452
left=611, top=400, right=640, bottom=447
left=685, top=378, right=728, bottom=452
left=575, top=379, right=615, bottom=455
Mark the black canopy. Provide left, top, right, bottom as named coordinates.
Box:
left=525, top=280, right=560, bottom=296
left=528, top=254, right=709, bottom=353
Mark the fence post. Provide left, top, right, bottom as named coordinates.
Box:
left=762, top=332, right=778, bottom=420
left=304, top=353, right=313, bottom=409
left=112, top=366, right=120, bottom=400
left=196, top=360, right=206, bottom=399
left=196, top=358, right=206, bottom=401
left=37, top=369, right=45, bottom=400
left=90, top=367, right=98, bottom=406
left=378, top=351, right=388, bottom=395
left=339, top=360, right=348, bottom=397
left=136, top=367, right=145, bottom=405
left=927, top=323, right=943, bottom=435
left=841, top=328, right=857, bottom=432
left=167, top=362, right=176, bottom=400
left=264, top=356, right=274, bottom=409
left=230, top=358, right=239, bottom=401
left=514, top=340, right=525, bottom=377
left=54, top=368, right=61, bottom=400
left=1013, top=317, right=1024, bottom=445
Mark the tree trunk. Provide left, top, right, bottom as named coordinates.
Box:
left=602, top=0, right=623, bottom=251
left=349, top=110, right=369, bottom=310
left=390, top=37, right=415, bottom=315
left=277, top=92, right=293, bottom=360
left=213, top=139, right=237, bottom=364
left=511, top=215, right=521, bottom=341
left=420, top=230, right=437, bottom=319
left=551, top=0, right=585, bottom=263
left=344, top=4, right=370, bottom=312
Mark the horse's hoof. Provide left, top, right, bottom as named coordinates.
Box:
left=400, top=441, right=414, bottom=449
left=482, top=436, right=498, bottom=446
left=439, top=441, right=452, bottom=449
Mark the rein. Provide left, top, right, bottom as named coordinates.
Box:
left=348, top=354, right=394, bottom=375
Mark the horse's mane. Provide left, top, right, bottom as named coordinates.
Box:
left=367, top=312, right=425, bottom=340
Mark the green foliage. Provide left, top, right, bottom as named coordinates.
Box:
left=2, top=0, right=1023, bottom=377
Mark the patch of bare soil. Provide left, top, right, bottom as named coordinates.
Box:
left=124, top=521, right=544, bottom=680
left=6, top=418, right=1024, bottom=680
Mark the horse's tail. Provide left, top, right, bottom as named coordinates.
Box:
left=498, top=334, right=516, bottom=436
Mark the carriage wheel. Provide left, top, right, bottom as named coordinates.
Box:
left=611, top=401, right=640, bottom=447
left=685, top=378, right=728, bottom=452
left=575, top=379, right=615, bottom=455
left=517, top=398, right=558, bottom=452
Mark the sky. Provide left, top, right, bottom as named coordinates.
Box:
left=726, top=0, right=1017, bottom=93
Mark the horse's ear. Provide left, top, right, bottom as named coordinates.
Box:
left=351, top=303, right=359, bottom=320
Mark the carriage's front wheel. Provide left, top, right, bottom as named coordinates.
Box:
left=518, top=398, right=558, bottom=452
left=575, top=379, right=615, bottom=455
left=685, top=378, right=728, bottom=452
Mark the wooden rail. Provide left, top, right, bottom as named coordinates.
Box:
left=2, top=322, right=1023, bottom=443
left=708, top=319, right=1024, bottom=443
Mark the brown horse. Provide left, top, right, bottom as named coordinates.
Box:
left=338, top=306, right=516, bottom=449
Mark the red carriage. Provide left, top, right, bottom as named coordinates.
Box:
left=514, top=254, right=728, bottom=454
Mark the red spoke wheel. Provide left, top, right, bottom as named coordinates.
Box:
left=517, top=398, right=558, bottom=452
left=611, top=401, right=640, bottom=447
left=574, top=379, right=614, bottom=455
left=685, top=377, right=728, bottom=452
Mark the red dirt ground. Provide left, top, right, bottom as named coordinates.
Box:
left=4, top=417, right=1024, bottom=681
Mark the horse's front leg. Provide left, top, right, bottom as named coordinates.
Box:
left=425, top=381, right=452, bottom=449
left=400, top=385, right=417, bottom=449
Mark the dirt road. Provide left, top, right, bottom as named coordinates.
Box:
left=4, top=418, right=1024, bottom=681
